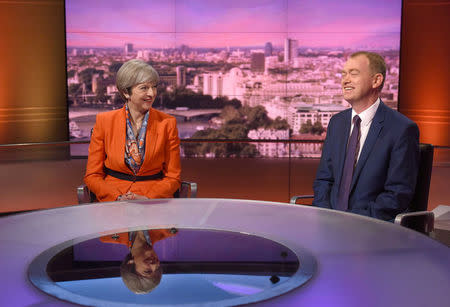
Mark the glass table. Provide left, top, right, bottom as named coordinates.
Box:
left=0, top=198, right=449, bottom=306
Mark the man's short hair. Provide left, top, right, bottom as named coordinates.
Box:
left=120, top=253, right=163, bottom=294
left=350, top=51, right=386, bottom=91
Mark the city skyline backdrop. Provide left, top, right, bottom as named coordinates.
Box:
left=66, top=0, right=402, bottom=158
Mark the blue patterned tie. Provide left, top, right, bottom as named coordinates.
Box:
left=336, top=115, right=361, bottom=211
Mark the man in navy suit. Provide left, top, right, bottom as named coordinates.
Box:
left=313, top=51, right=419, bottom=221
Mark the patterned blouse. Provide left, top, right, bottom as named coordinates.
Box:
left=124, top=104, right=150, bottom=174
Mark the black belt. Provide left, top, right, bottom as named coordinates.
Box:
left=104, top=167, right=163, bottom=182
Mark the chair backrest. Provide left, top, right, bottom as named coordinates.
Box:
left=410, top=143, right=434, bottom=212
left=173, top=181, right=197, bottom=198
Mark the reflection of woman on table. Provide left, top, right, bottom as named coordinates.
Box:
left=100, top=229, right=176, bottom=294
left=84, top=59, right=181, bottom=202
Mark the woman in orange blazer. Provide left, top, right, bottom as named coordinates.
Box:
left=84, top=59, right=181, bottom=202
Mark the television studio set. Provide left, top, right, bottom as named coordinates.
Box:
left=0, top=0, right=449, bottom=306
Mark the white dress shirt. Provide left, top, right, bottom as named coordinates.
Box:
left=350, top=98, right=380, bottom=162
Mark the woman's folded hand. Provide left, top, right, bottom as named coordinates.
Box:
left=117, top=191, right=149, bottom=201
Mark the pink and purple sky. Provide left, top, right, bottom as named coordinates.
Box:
left=66, top=0, right=401, bottom=49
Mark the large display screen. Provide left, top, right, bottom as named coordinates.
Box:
left=66, top=0, right=402, bottom=158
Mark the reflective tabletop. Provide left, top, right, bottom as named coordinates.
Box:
left=29, top=228, right=311, bottom=306
left=1, top=198, right=449, bottom=306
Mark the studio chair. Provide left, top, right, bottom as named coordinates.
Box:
left=394, top=143, right=434, bottom=234
left=290, top=143, right=435, bottom=234
left=77, top=181, right=197, bottom=204
left=290, top=194, right=314, bottom=205
left=394, top=211, right=434, bottom=235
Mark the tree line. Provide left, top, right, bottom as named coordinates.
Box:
left=184, top=105, right=290, bottom=158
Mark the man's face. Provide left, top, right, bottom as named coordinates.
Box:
left=341, top=55, right=377, bottom=106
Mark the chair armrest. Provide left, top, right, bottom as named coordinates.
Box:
left=290, top=195, right=314, bottom=205
left=395, top=211, right=434, bottom=234
left=179, top=181, right=198, bottom=198
left=77, top=184, right=91, bottom=204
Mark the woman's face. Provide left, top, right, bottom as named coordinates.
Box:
left=127, top=82, right=157, bottom=113
left=133, top=245, right=160, bottom=277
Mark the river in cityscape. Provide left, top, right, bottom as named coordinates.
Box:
left=69, top=107, right=215, bottom=141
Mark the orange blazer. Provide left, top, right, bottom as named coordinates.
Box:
left=99, top=229, right=176, bottom=248
left=84, top=106, right=181, bottom=202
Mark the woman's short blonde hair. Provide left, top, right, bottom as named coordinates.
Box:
left=116, top=59, right=160, bottom=101
left=120, top=253, right=163, bottom=294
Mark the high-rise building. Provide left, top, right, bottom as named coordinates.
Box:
left=264, top=42, right=273, bottom=56
left=212, top=74, right=223, bottom=98
left=92, top=74, right=99, bottom=94
left=222, top=67, right=244, bottom=98
left=137, top=50, right=150, bottom=61
left=251, top=51, right=265, bottom=73
left=203, top=73, right=213, bottom=96
left=124, top=43, right=133, bottom=55
left=284, top=38, right=298, bottom=64
left=203, top=73, right=223, bottom=98
left=176, top=66, right=186, bottom=87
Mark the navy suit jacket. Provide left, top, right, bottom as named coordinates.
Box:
left=313, top=101, right=420, bottom=221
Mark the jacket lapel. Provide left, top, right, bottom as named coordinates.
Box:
left=114, top=106, right=129, bottom=173
left=140, top=108, right=159, bottom=174
left=350, top=102, right=386, bottom=191
left=335, top=110, right=352, bottom=190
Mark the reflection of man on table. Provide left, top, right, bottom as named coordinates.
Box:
left=100, top=229, right=176, bottom=294
left=313, top=51, right=419, bottom=221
